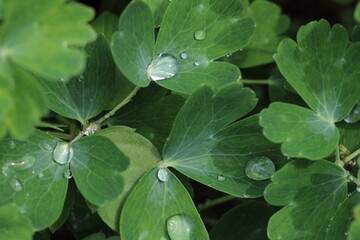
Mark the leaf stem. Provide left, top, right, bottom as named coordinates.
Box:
left=344, top=148, right=360, bottom=163
left=197, top=195, right=236, bottom=212
left=240, top=79, right=271, bottom=85
left=96, top=86, right=141, bottom=125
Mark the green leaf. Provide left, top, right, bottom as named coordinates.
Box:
left=96, top=126, right=160, bottom=230
left=226, top=0, right=290, bottom=68
left=82, top=232, right=106, bottom=240
left=111, top=1, right=154, bottom=87
left=338, top=121, right=360, bottom=152
left=0, top=203, right=33, bottom=240
left=0, top=0, right=96, bottom=79
left=141, top=0, right=170, bottom=27
left=260, top=102, right=339, bottom=160
left=265, top=159, right=347, bottom=240
left=274, top=19, right=360, bottom=122
left=120, top=167, right=209, bottom=239
left=344, top=102, right=360, bottom=124
left=3, top=66, right=46, bottom=139
left=91, top=12, right=118, bottom=44
left=71, top=135, right=129, bottom=206
left=325, top=192, right=360, bottom=240
left=108, top=84, right=185, bottom=150
left=349, top=204, right=360, bottom=240
left=209, top=202, right=275, bottom=240
left=0, top=131, right=68, bottom=230
left=356, top=2, right=360, bottom=23
left=40, top=34, right=116, bottom=124
left=163, top=84, right=285, bottom=197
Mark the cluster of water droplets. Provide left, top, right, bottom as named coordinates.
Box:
left=166, top=214, right=193, bottom=240
left=245, top=156, right=275, bottom=181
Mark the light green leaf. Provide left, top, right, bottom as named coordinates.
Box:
left=163, top=84, right=285, bottom=197
left=0, top=0, right=96, bottom=80
left=120, top=167, right=209, bottom=240
left=356, top=2, right=360, bottom=23
left=96, top=126, right=160, bottom=230
left=260, top=102, right=339, bottom=160
left=40, top=34, right=116, bottom=124
left=0, top=131, right=68, bottom=230
left=265, top=159, right=347, bottom=240
left=91, top=12, right=118, bottom=44
left=141, top=0, right=170, bottom=27
left=349, top=204, right=360, bottom=240
left=108, top=84, right=184, bottom=150
left=71, top=135, right=129, bottom=206
left=209, top=202, right=275, bottom=240
left=325, top=192, right=360, bottom=240
left=226, top=0, right=290, bottom=68
left=0, top=203, right=33, bottom=240
left=274, top=19, right=360, bottom=122
left=111, top=1, right=154, bottom=87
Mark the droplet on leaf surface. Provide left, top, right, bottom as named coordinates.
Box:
left=63, top=169, right=72, bottom=179
left=166, top=214, right=193, bottom=240
left=53, top=142, right=73, bottom=165
left=9, top=178, right=22, bottom=192
left=194, top=30, right=206, bottom=40
left=9, top=140, right=16, bottom=149
left=217, top=175, right=225, bottom=181
left=157, top=168, right=170, bottom=182
left=180, top=52, right=188, bottom=59
left=147, top=54, right=179, bottom=81
left=245, top=156, right=275, bottom=180
left=13, top=155, right=35, bottom=171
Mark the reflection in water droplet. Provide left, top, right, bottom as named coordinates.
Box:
left=167, top=214, right=192, bottom=240
left=180, top=52, right=188, bottom=59
left=245, top=156, right=275, bottom=181
left=194, top=62, right=200, bottom=67
left=217, top=175, right=225, bottom=181
left=157, top=168, right=170, bottom=182
left=9, top=178, right=22, bottom=192
left=226, top=53, right=232, bottom=57
left=84, top=122, right=101, bottom=136
left=9, top=140, right=16, bottom=149
left=194, top=30, right=206, bottom=40
left=78, top=75, right=84, bottom=82
left=43, top=143, right=53, bottom=151
left=147, top=54, right=179, bottom=81
left=13, top=155, right=35, bottom=171
left=64, top=169, right=72, bottom=179
left=53, top=142, right=73, bottom=165
left=38, top=172, right=44, bottom=179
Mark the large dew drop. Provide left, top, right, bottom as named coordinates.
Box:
left=245, top=156, right=275, bottom=181
left=166, top=214, right=193, bottom=240
left=53, top=142, right=73, bottom=165
left=157, top=168, right=170, bottom=182
left=194, top=30, right=206, bottom=40
left=9, top=178, right=22, bottom=192
left=147, top=54, right=179, bottom=81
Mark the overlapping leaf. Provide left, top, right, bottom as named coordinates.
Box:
left=260, top=20, right=360, bottom=160
left=163, top=83, right=285, bottom=197
left=112, top=0, right=255, bottom=93
left=141, top=0, right=170, bottom=27
left=40, top=34, right=116, bottom=124
left=120, top=167, right=209, bottom=239
left=349, top=204, right=360, bottom=240
left=264, top=159, right=347, bottom=240
left=96, top=126, right=160, bottom=230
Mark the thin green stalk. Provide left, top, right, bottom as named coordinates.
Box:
left=96, top=86, right=140, bottom=125
left=197, top=195, right=236, bottom=212
left=344, top=148, right=360, bottom=163
left=335, top=145, right=343, bottom=167
left=240, top=79, right=271, bottom=85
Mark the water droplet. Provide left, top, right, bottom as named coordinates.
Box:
left=84, top=122, right=101, bottom=136
left=64, top=169, right=72, bottom=179
left=53, top=142, right=73, bottom=165
left=43, top=144, right=53, bottom=151
left=38, top=172, right=44, bottom=179
left=194, top=62, right=200, bottom=67
left=78, top=75, right=84, bottom=82
left=166, top=215, right=192, bottom=240
left=157, top=168, right=170, bottom=182
left=13, top=155, right=35, bottom=171
left=9, top=178, right=22, bottom=192
left=217, top=175, right=225, bottom=181
left=194, top=30, right=206, bottom=40
left=245, top=156, right=275, bottom=181
left=180, top=52, right=188, bottom=59
left=357, top=186, right=360, bottom=193
left=226, top=53, right=232, bottom=57
left=9, top=140, right=16, bottom=149
left=147, top=54, right=179, bottom=81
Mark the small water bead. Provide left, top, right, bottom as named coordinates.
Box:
left=9, top=140, right=16, bottom=149
left=53, top=142, right=74, bottom=165
left=226, top=53, right=233, bottom=57
left=64, top=169, right=72, bottom=179
left=217, top=175, right=225, bottom=181
left=38, top=172, right=44, bottom=179
left=78, top=75, right=84, bottom=82
left=43, top=143, right=53, bottom=151
left=166, top=214, right=192, bottom=240
left=194, top=62, right=200, bottom=67
left=157, top=168, right=170, bottom=182
left=13, top=155, right=35, bottom=171
left=194, top=30, right=206, bottom=41
left=245, top=156, right=275, bottom=181
left=180, top=52, right=188, bottom=59
left=147, top=53, right=179, bottom=81
left=9, top=178, right=22, bottom=192
left=83, top=122, right=101, bottom=136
